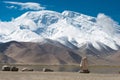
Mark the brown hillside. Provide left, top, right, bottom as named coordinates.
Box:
left=0, top=41, right=82, bottom=65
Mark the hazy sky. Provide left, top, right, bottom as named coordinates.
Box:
left=0, top=0, right=120, bottom=23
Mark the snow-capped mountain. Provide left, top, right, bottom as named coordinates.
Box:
left=0, top=10, right=120, bottom=51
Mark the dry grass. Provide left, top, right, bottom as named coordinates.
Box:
left=0, top=71, right=120, bottom=80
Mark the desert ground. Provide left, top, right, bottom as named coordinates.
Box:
left=0, top=71, right=120, bottom=80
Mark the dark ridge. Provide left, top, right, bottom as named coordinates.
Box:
left=0, top=41, right=25, bottom=53
left=86, top=42, right=117, bottom=56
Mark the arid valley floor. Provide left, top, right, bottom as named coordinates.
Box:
left=0, top=71, right=120, bottom=80
left=0, top=65, right=120, bottom=80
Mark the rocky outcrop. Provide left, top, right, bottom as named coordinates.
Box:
left=79, top=57, right=90, bottom=73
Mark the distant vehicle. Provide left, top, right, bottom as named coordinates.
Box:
left=2, top=65, right=19, bottom=71
left=21, top=68, right=34, bottom=72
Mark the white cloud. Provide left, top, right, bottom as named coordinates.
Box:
left=6, top=5, right=17, bottom=9
left=96, top=13, right=120, bottom=36
left=3, top=1, right=45, bottom=10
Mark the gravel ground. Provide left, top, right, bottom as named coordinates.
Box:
left=0, top=71, right=120, bottom=80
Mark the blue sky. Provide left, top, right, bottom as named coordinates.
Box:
left=0, top=0, right=120, bottom=23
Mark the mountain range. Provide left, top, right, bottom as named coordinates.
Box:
left=0, top=10, right=120, bottom=65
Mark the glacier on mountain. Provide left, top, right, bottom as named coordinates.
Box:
left=0, top=10, right=120, bottom=51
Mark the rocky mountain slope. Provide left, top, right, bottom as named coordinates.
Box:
left=0, top=40, right=82, bottom=65
left=0, top=40, right=119, bottom=65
